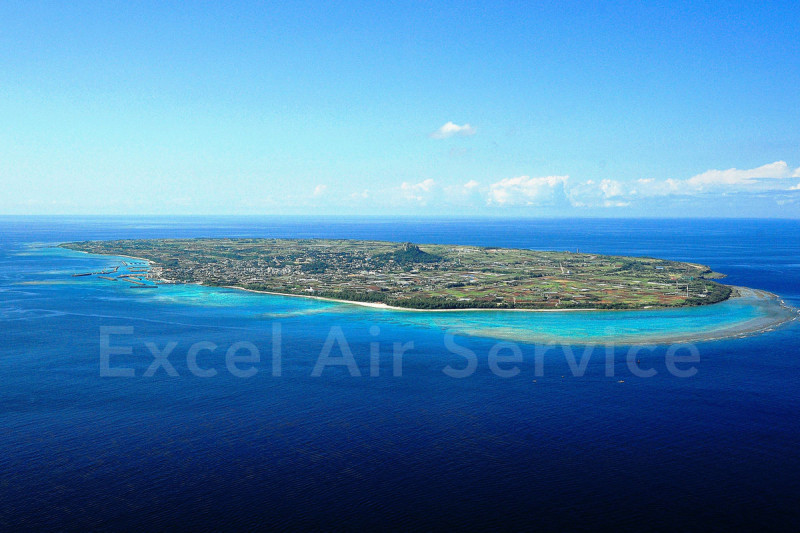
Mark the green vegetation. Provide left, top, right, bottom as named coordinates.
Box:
left=61, top=238, right=732, bottom=310
left=374, top=243, right=442, bottom=265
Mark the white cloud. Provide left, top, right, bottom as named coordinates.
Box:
left=570, top=161, right=800, bottom=208
left=687, top=161, right=800, bottom=190
left=400, top=178, right=437, bottom=204
left=599, top=179, right=625, bottom=198
left=487, top=175, right=568, bottom=207
left=346, top=161, right=799, bottom=213
left=569, top=179, right=633, bottom=207
left=430, top=122, right=477, bottom=139
left=313, top=184, right=328, bottom=197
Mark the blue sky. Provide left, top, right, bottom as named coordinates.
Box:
left=2, top=1, right=799, bottom=216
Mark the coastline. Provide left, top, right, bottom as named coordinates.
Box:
left=58, top=243, right=792, bottom=313
left=62, top=247, right=152, bottom=265
left=225, top=285, right=619, bottom=313
left=230, top=283, right=797, bottom=344
left=60, top=244, right=761, bottom=314
left=223, top=285, right=747, bottom=313
left=55, top=245, right=798, bottom=344
left=58, top=240, right=734, bottom=312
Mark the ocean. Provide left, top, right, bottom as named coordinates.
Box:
left=1, top=217, right=799, bottom=530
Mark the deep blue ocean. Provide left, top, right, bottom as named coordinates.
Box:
left=1, top=217, right=799, bottom=531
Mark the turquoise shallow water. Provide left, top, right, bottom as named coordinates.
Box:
left=405, top=288, right=794, bottom=344
left=55, top=246, right=794, bottom=346
left=142, top=282, right=793, bottom=344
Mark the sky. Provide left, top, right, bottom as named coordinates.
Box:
left=2, top=1, right=799, bottom=217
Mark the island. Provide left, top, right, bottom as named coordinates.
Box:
left=60, top=238, right=734, bottom=310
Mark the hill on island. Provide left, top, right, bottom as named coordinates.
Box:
left=61, top=238, right=732, bottom=310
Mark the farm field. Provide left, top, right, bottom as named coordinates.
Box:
left=61, top=238, right=732, bottom=310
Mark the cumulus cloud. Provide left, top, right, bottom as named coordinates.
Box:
left=313, top=184, right=328, bottom=197
left=569, top=161, right=800, bottom=208
left=430, top=122, right=477, bottom=139
left=569, top=179, right=633, bottom=207
left=399, top=178, right=437, bottom=204
left=639, top=161, right=800, bottom=198
left=686, top=161, right=800, bottom=190
left=487, top=175, right=569, bottom=207
left=599, top=179, right=625, bottom=198
left=358, top=161, right=799, bottom=212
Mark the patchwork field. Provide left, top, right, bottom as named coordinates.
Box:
left=61, top=238, right=732, bottom=310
